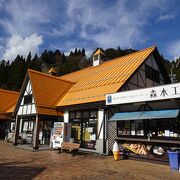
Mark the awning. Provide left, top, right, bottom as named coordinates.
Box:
left=109, top=109, right=179, bottom=121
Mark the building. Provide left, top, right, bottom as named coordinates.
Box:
left=106, top=82, right=180, bottom=162
left=13, top=70, right=73, bottom=149
left=13, top=46, right=170, bottom=154
left=0, top=89, right=19, bottom=139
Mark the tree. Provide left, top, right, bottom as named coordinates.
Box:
left=7, top=55, right=26, bottom=90
left=82, top=48, right=85, bottom=56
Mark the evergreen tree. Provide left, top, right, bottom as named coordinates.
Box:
left=82, top=48, right=85, bottom=56
left=74, top=48, right=78, bottom=55
left=78, top=49, right=81, bottom=55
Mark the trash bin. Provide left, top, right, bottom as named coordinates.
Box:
left=167, top=151, right=180, bottom=170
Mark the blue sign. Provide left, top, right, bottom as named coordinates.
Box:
left=107, top=95, right=112, bottom=103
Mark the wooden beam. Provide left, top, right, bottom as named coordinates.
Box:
left=138, top=70, right=146, bottom=87
left=33, top=115, right=40, bottom=150
left=13, top=115, right=20, bottom=145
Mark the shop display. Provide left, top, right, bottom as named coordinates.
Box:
left=122, top=143, right=166, bottom=158
left=123, top=143, right=148, bottom=155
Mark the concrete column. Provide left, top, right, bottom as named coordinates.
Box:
left=33, top=115, right=40, bottom=150
left=13, top=115, right=20, bottom=145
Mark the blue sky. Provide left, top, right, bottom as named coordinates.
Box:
left=0, top=0, right=180, bottom=61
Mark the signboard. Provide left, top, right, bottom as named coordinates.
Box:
left=106, top=82, right=180, bottom=105
left=54, top=122, right=63, bottom=137
left=52, top=122, right=64, bottom=149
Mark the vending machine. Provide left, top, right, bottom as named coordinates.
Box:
left=51, top=122, right=71, bottom=149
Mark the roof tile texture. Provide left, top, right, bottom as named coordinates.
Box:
left=0, top=89, right=19, bottom=118
left=56, top=46, right=156, bottom=106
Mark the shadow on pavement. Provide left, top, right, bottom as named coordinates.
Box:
left=0, top=163, right=45, bottom=180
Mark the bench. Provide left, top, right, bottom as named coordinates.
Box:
left=59, top=142, right=80, bottom=156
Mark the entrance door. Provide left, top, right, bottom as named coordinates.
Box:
left=71, top=119, right=97, bottom=150
left=81, top=119, right=97, bottom=150
left=71, top=120, right=82, bottom=144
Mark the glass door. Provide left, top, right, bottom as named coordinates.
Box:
left=81, top=119, right=97, bottom=150
left=69, top=110, right=97, bottom=150
left=71, top=120, right=82, bottom=144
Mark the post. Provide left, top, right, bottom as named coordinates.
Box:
left=103, top=109, right=106, bottom=154
left=13, top=115, right=20, bottom=145
left=33, top=115, right=40, bottom=150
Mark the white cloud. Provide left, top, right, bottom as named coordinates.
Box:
left=2, top=34, right=43, bottom=61
left=158, top=14, right=175, bottom=21
left=0, top=0, right=176, bottom=58
left=168, top=40, right=180, bottom=60
left=0, top=0, right=51, bottom=36
left=64, top=0, right=170, bottom=49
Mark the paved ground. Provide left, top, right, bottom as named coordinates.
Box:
left=0, top=141, right=180, bottom=180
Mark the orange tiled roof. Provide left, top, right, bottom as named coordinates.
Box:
left=28, top=69, right=74, bottom=116
left=0, top=89, right=19, bottom=119
left=56, top=46, right=156, bottom=106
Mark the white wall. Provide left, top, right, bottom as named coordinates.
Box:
left=64, top=111, right=69, bottom=123
left=97, top=109, right=104, bottom=140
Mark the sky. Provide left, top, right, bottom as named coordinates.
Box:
left=0, top=0, right=180, bottom=61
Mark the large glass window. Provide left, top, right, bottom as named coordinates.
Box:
left=117, top=118, right=180, bottom=139
left=150, top=118, right=180, bottom=138
left=117, top=120, right=144, bottom=136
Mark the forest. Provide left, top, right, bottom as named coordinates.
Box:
left=0, top=47, right=179, bottom=91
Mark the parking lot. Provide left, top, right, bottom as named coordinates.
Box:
left=0, top=141, right=180, bottom=180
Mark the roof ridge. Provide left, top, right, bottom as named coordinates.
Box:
left=0, top=89, right=19, bottom=95
left=28, top=69, right=75, bottom=84
left=102, top=45, right=156, bottom=65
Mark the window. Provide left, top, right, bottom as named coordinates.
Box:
left=10, top=122, right=15, bottom=132
left=117, top=118, right=180, bottom=139
left=94, top=55, right=98, bottom=61
left=69, top=112, right=75, bottom=119
left=117, top=120, right=144, bottom=136
left=145, top=64, right=160, bottom=83
left=22, top=121, right=34, bottom=132
left=150, top=119, right=180, bottom=138
left=24, top=94, right=32, bottom=104
left=76, top=111, right=81, bottom=118
left=82, top=111, right=89, bottom=118
left=90, top=111, right=97, bottom=118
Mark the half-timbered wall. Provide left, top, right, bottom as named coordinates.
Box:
left=121, top=55, right=165, bottom=91
left=17, top=80, right=36, bottom=115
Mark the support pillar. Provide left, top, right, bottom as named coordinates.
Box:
left=13, top=115, right=20, bottom=145
left=103, top=109, right=107, bottom=154
left=33, top=115, right=40, bottom=150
